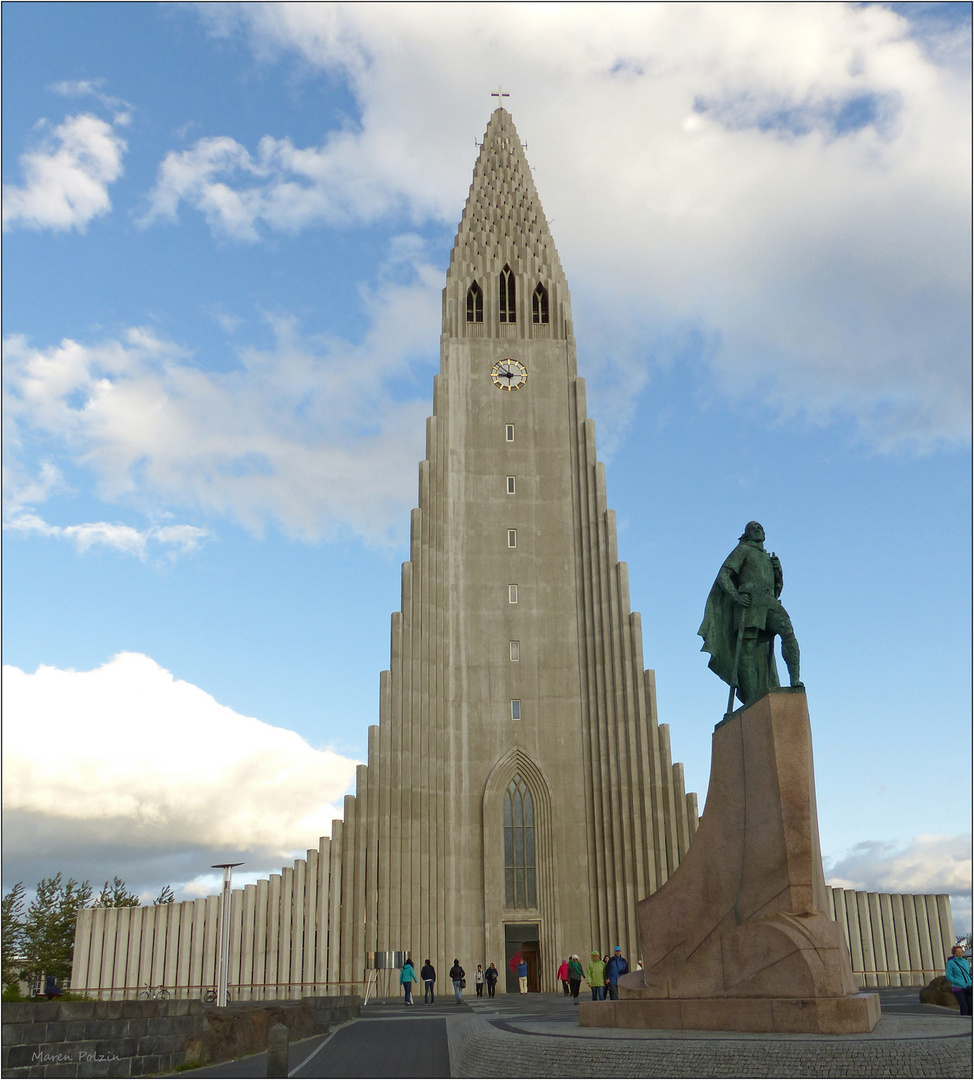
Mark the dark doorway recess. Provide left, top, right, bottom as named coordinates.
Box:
left=504, top=921, right=540, bottom=993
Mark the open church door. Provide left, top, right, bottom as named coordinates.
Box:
left=504, top=922, right=540, bottom=993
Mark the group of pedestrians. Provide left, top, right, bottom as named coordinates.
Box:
left=398, top=942, right=974, bottom=1015
left=558, top=946, right=630, bottom=1002
left=398, top=957, right=500, bottom=1004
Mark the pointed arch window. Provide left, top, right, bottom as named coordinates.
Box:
left=504, top=774, right=537, bottom=908
left=499, top=265, right=516, bottom=323
left=532, top=283, right=549, bottom=325
left=466, top=281, right=484, bottom=323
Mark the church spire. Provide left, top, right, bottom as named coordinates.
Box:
left=444, top=108, right=572, bottom=339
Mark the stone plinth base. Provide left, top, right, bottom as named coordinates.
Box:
left=578, top=992, right=881, bottom=1034
left=589, top=692, right=880, bottom=1036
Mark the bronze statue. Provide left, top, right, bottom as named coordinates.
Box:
left=699, top=522, right=803, bottom=710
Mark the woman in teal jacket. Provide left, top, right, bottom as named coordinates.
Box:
left=400, top=957, right=417, bottom=1005
left=946, top=945, right=972, bottom=1016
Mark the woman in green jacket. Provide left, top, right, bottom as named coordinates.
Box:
left=567, top=954, right=585, bottom=1002
left=586, top=951, right=606, bottom=1001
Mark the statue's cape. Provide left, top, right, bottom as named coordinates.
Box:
left=698, top=580, right=740, bottom=686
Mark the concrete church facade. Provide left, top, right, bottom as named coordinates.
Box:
left=71, top=108, right=954, bottom=1000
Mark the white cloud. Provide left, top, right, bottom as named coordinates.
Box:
left=2, top=248, right=440, bottom=543
left=49, top=78, right=130, bottom=117
left=180, top=2, right=969, bottom=452
left=3, top=512, right=210, bottom=559
left=2, top=112, right=127, bottom=232
left=149, top=523, right=211, bottom=553
left=1, top=461, right=64, bottom=513
left=142, top=130, right=415, bottom=239
left=1, top=653, right=360, bottom=860
left=205, top=306, right=245, bottom=335
left=826, top=834, right=973, bottom=933
left=51, top=79, right=106, bottom=98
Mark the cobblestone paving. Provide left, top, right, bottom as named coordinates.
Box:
left=446, top=995, right=973, bottom=1079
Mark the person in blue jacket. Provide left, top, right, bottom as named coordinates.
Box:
left=605, top=946, right=629, bottom=1001
left=946, top=944, right=972, bottom=1016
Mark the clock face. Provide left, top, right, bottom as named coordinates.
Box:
left=490, top=358, right=528, bottom=391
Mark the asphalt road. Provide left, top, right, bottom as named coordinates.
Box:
left=290, top=1009, right=452, bottom=1078
left=177, top=999, right=458, bottom=1078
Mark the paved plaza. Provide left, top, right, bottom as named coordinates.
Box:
left=176, top=988, right=971, bottom=1078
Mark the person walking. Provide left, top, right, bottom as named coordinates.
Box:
left=605, top=946, right=629, bottom=1000
left=485, top=962, right=499, bottom=998
left=586, top=951, right=606, bottom=1000
left=449, top=958, right=465, bottom=1003
left=420, top=958, right=436, bottom=1004
left=399, top=956, right=416, bottom=1005
left=946, top=944, right=972, bottom=1015
left=557, top=958, right=570, bottom=995
left=516, top=956, right=528, bottom=993
left=567, top=954, right=585, bottom=1002
left=475, top=964, right=485, bottom=997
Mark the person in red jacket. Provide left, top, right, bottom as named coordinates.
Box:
left=557, top=958, right=570, bottom=995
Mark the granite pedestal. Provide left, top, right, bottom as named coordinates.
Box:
left=580, top=690, right=880, bottom=1033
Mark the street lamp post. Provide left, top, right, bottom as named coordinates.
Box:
left=211, top=863, right=242, bottom=1006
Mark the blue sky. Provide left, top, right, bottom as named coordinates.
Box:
left=3, top=3, right=971, bottom=930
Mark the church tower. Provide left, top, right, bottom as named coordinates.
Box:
left=345, top=105, right=698, bottom=989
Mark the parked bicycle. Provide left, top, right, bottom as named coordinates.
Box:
left=137, top=984, right=171, bottom=1000
left=202, top=988, right=231, bottom=1004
